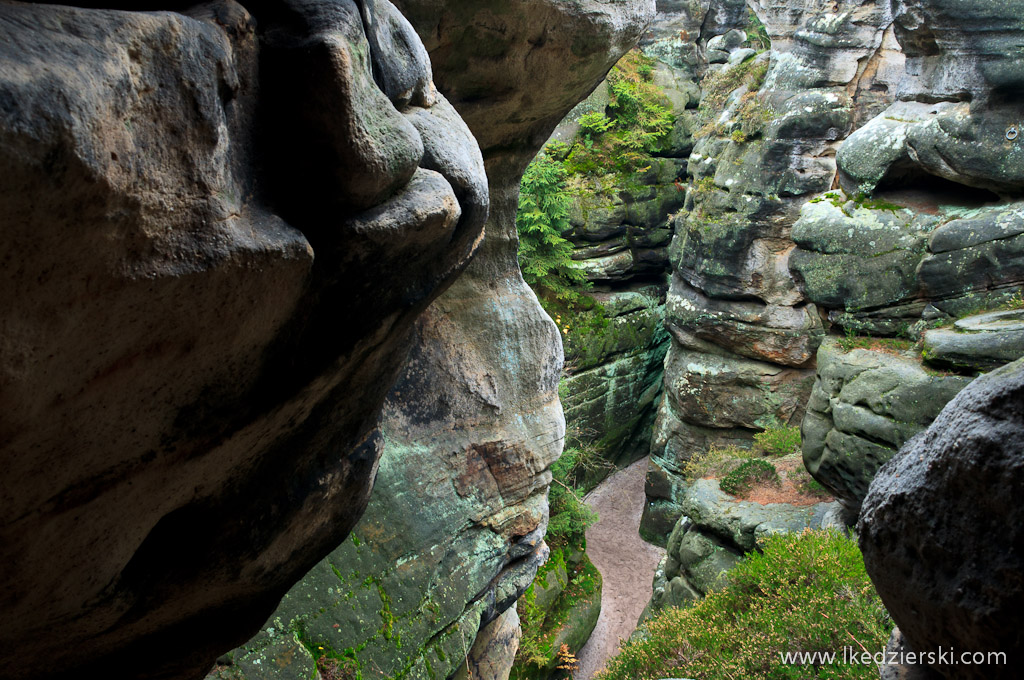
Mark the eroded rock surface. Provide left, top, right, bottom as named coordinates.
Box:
left=802, top=340, right=971, bottom=521
left=790, top=0, right=1024, bottom=522
left=859, top=358, right=1024, bottom=680
left=643, top=0, right=904, bottom=540
left=0, top=1, right=488, bottom=679
left=213, top=1, right=656, bottom=679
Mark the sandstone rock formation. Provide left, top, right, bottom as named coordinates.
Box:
left=643, top=0, right=905, bottom=540
left=859, top=358, right=1024, bottom=680
left=646, top=478, right=837, bottom=614
left=0, top=1, right=489, bottom=678
left=210, top=1, right=656, bottom=678
left=922, top=309, right=1024, bottom=372
left=791, top=0, right=1024, bottom=517
left=801, top=340, right=971, bottom=521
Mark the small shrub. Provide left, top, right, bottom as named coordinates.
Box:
left=1004, top=291, right=1024, bottom=310
left=683, top=444, right=756, bottom=482
left=318, top=656, right=358, bottom=680
left=837, top=334, right=915, bottom=353
left=597, top=530, right=893, bottom=680
left=719, top=459, right=779, bottom=496
left=696, top=57, right=770, bottom=137
left=754, top=424, right=802, bottom=456
left=745, top=7, right=771, bottom=52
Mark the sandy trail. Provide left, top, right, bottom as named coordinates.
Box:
left=574, top=457, right=665, bottom=680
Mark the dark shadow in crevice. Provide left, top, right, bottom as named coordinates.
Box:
left=873, top=165, right=1002, bottom=215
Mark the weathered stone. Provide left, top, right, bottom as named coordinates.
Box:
left=666, top=276, right=823, bottom=367
left=790, top=198, right=931, bottom=312
left=661, top=340, right=814, bottom=431
left=922, top=309, right=1024, bottom=371
left=803, top=340, right=972, bottom=521
left=0, top=2, right=489, bottom=678
left=562, top=290, right=669, bottom=466
left=918, top=203, right=1024, bottom=304
left=218, top=2, right=655, bottom=679
left=644, top=0, right=903, bottom=543
left=859, top=358, right=1024, bottom=680
left=453, top=608, right=523, bottom=680
left=647, top=481, right=838, bottom=613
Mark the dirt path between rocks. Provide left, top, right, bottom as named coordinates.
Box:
left=574, top=457, right=665, bottom=680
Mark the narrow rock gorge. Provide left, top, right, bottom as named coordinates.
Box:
left=3, top=0, right=1024, bottom=679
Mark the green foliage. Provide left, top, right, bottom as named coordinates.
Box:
left=746, top=7, right=771, bottom=51
left=517, top=150, right=589, bottom=305
left=1004, top=291, right=1024, bottom=310
left=754, top=424, right=802, bottom=456
left=546, top=486, right=598, bottom=549
left=516, top=554, right=602, bottom=673
left=720, top=459, right=779, bottom=496
left=683, top=444, right=756, bottom=482
left=788, top=463, right=831, bottom=499
left=836, top=334, right=915, bottom=353
left=578, top=111, right=613, bottom=138
left=546, top=438, right=605, bottom=548
left=597, top=530, right=893, bottom=680
left=563, top=50, right=675, bottom=177
left=697, top=57, right=770, bottom=137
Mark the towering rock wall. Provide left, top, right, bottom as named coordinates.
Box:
left=791, top=0, right=1024, bottom=522
left=212, top=2, right=656, bottom=679
left=641, top=0, right=906, bottom=539
left=0, top=1, right=490, bottom=678
left=849, top=2, right=1024, bottom=676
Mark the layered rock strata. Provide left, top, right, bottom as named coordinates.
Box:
left=793, top=0, right=1024, bottom=517
left=643, top=0, right=904, bottom=540
left=0, top=1, right=488, bottom=678
left=212, top=1, right=655, bottom=678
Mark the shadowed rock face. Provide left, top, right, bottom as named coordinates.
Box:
left=859, top=358, right=1024, bottom=680
left=0, top=1, right=487, bottom=679
left=208, top=2, right=654, bottom=679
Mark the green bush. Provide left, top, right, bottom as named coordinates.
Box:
left=516, top=150, right=589, bottom=306
left=516, top=553, right=602, bottom=673
left=597, top=530, right=893, bottom=680
left=719, top=459, right=779, bottom=496
left=754, top=424, right=802, bottom=456
left=563, top=50, right=674, bottom=177
left=544, top=431, right=607, bottom=549
left=683, top=444, right=756, bottom=482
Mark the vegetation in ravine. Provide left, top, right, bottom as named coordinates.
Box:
left=512, top=430, right=610, bottom=677
left=684, top=426, right=829, bottom=499
left=562, top=50, right=674, bottom=177
left=719, top=458, right=780, bottom=496
left=753, top=423, right=802, bottom=456
left=517, top=150, right=589, bottom=309
left=516, top=49, right=675, bottom=366
left=597, top=530, right=893, bottom=680
left=696, top=54, right=771, bottom=140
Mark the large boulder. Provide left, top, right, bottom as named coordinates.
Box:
left=0, top=2, right=488, bottom=679
left=859, top=358, right=1024, bottom=680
